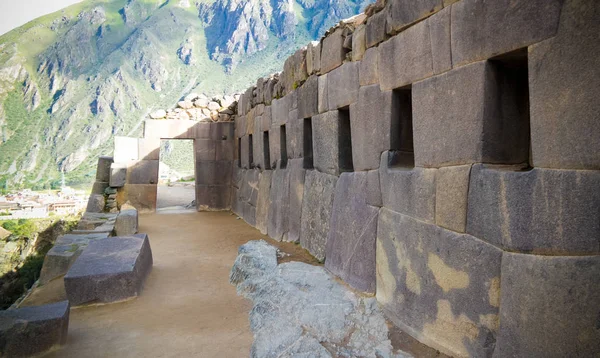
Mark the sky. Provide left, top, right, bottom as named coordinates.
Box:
left=0, top=0, right=83, bottom=36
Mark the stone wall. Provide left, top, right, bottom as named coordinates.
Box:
left=230, top=0, right=600, bottom=357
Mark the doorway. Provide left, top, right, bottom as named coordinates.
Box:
left=156, top=139, right=196, bottom=211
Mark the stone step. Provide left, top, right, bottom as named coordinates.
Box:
left=0, top=301, right=70, bottom=357
left=64, top=235, right=153, bottom=306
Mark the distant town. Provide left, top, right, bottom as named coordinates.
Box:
left=0, top=187, right=88, bottom=220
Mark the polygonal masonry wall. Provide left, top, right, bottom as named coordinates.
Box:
left=107, top=0, right=600, bottom=357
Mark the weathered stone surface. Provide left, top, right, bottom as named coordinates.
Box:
left=91, top=181, right=109, bottom=195
left=379, top=19, right=433, bottom=91
left=39, top=233, right=109, bottom=284
left=123, top=184, right=157, bottom=213
left=321, top=28, right=346, bottom=74
left=495, top=253, right=600, bottom=358
left=297, top=75, right=318, bottom=120
left=96, top=156, right=113, bottom=182
left=196, top=185, right=231, bottom=211
left=65, top=236, right=153, bottom=306
left=377, top=208, right=502, bottom=358
left=239, top=169, right=259, bottom=207
left=365, top=169, right=382, bottom=207
left=325, top=172, right=378, bottom=292
left=271, top=93, right=292, bottom=126
left=286, top=159, right=305, bottom=243
left=451, top=0, right=562, bottom=67
left=413, top=61, right=530, bottom=167
left=243, top=202, right=256, bottom=227
left=109, top=163, right=127, bottom=188
left=327, top=61, right=359, bottom=110
left=211, top=122, right=234, bottom=141
left=312, top=110, right=353, bottom=176
left=255, top=171, right=272, bottom=235
left=195, top=160, right=233, bottom=186
left=267, top=168, right=290, bottom=241
left=385, top=0, right=442, bottom=34
left=115, top=209, right=138, bottom=236
left=240, top=135, right=250, bottom=169
left=0, top=301, right=70, bottom=357
left=436, top=164, right=471, bottom=233
left=428, top=6, right=451, bottom=75
left=529, top=0, right=600, bottom=170
left=268, top=125, right=281, bottom=169
left=365, top=10, right=387, bottom=48
left=359, top=47, right=379, bottom=86
left=127, top=160, right=159, bottom=185
left=215, top=139, right=235, bottom=161
left=317, top=74, right=328, bottom=114
left=252, top=119, right=267, bottom=170
left=300, top=170, right=337, bottom=261
left=86, top=194, right=105, bottom=213
left=379, top=152, right=436, bottom=223
left=138, top=138, right=160, bottom=161
left=114, top=136, right=138, bottom=162
left=467, top=165, right=600, bottom=254
left=230, top=240, right=402, bottom=358
left=306, top=41, right=321, bottom=75
left=194, top=139, right=216, bottom=161
left=261, top=106, right=271, bottom=132
left=351, top=25, right=366, bottom=61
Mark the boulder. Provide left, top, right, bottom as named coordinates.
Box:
left=149, top=109, right=167, bottom=119
left=86, top=194, right=105, bottom=213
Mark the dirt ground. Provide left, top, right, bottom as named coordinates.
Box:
left=156, top=184, right=195, bottom=209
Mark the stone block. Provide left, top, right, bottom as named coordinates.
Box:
left=451, top=0, right=562, bottom=67
left=115, top=209, right=138, bottom=236
left=268, top=168, right=290, bottom=241
left=39, top=233, right=109, bottom=284
left=91, top=181, right=109, bottom=195
left=252, top=119, right=267, bottom=170
left=86, top=194, right=105, bottom=213
left=196, top=184, right=231, bottom=211
left=215, top=139, right=235, bottom=161
left=299, top=170, right=338, bottom=261
left=428, top=6, right=451, bottom=75
left=261, top=106, right=272, bottom=132
left=327, top=61, right=359, bottom=111
left=235, top=115, right=246, bottom=138
left=211, top=122, right=234, bottom=140
left=114, top=136, right=138, bottom=162
left=413, top=61, right=530, bottom=167
left=306, top=41, right=320, bottom=75
left=321, top=28, right=346, bottom=74
left=268, top=125, right=281, bottom=169
left=188, top=122, right=212, bottom=139
left=0, top=301, right=70, bottom=357
left=231, top=186, right=243, bottom=216
left=379, top=19, right=433, bottom=91
left=317, top=74, right=328, bottom=114
left=64, top=236, right=153, bottom=306
left=246, top=107, right=256, bottom=136
left=377, top=208, right=502, bottom=358
left=138, top=138, right=160, bottom=160
left=287, top=159, right=305, bottom=243
left=351, top=25, right=366, bottom=61
left=195, top=160, right=232, bottom=186
left=379, top=152, right=436, bottom=223
left=96, top=156, right=113, bottom=182
left=286, top=116, right=304, bottom=160
left=194, top=139, right=216, bottom=161
left=256, top=171, right=273, bottom=235
left=435, top=164, right=471, bottom=233
left=123, top=184, right=157, bottom=213
left=312, top=110, right=353, bottom=176
left=271, top=94, right=291, bottom=126
left=385, top=0, right=442, bottom=34
left=126, top=160, right=159, bottom=185
left=325, top=172, right=379, bottom=292
left=240, top=169, right=260, bottom=206
left=297, top=75, right=318, bottom=120
left=365, top=10, right=387, bottom=48
left=495, top=253, right=600, bottom=357
left=365, top=169, right=381, bottom=207
left=243, top=202, right=256, bottom=227
left=359, top=47, right=379, bottom=86
left=240, top=135, right=250, bottom=169
left=110, top=163, right=127, bottom=188
left=467, top=165, right=600, bottom=254
left=529, top=0, right=600, bottom=170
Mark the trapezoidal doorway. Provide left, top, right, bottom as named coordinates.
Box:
left=157, top=139, right=196, bottom=212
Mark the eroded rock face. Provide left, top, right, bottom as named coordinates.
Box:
left=230, top=240, right=410, bottom=358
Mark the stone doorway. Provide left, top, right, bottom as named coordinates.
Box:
left=156, top=139, right=196, bottom=212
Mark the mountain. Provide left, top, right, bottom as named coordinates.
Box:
left=0, top=0, right=365, bottom=190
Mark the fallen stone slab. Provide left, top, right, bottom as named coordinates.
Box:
left=115, top=209, right=138, bottom=236
left=230, top=240, right=411, bottom=358
left=64, top=236, right=153, bottom=306
left=0, top=301, right=70, bottom=357
left=39, top=233, right=110, bottom=284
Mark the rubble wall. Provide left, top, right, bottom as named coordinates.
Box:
left=231, top=0, right=600, bottom=357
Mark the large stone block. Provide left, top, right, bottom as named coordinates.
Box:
left=95, top=156, right=114, bottom=182
left=306, top=41, right=319, bottom=75
left=428, top=6, right=451, bottom=75
left=351, top=24, right=366, bottom=61
left=86, top=194, right=105, bottom=213
left=194, top=139, right=216, bottom=161
left=240, top=135, right=251, bottom=169
left=239, top=169, right=260, bottom=207
left=467, top=165, right=600, bottom=254
left=126, top=160, right=159, bottom=185
left=321, top=28, right=346, bottom=74
left=366, top=169, right=382, bottom=207
left=64, top=236, right=153, bottom=306
left=327, top=61, right=359, bottom=110
left=268, top=125, right=281, bottom=169
left=255, top=171, right=273, bottom=235
left=123, top=184, right=157, bottom=213
left=529, top=0, right=600, bottom=170
left=39, top=232, right=109, bottom=284
left=235, top=115, right=246, bottom=138
left=287, top=159, right=305, bottom=243
left=299, top=170, right=338, bottom=261
left=261, top=106, right=271, bottom=132
left=268, top=168, right=290, bottom=241
left=377, top=208, right=502, bottom=358
left=379, top=152, right=436, bottom=223
left=252, top=119, right=268, bottom=170
left=196, top=184, right=231, bottom=211
left=385, top=0, right=442, bottom=34
left=318, top=74, right=328, bottom=114
left=110, top=163, right=127, bottom=188
left=189, top=122, right=212, bottom=139
left=0, top=301, right=70, bottom=357
left=91, top=181, right=109, bottom=195
left=435, top=164, right=471, bottom=233
left=312, top=110, right=353, bottom=176
left=215, top=139, right=235, bottom=161
left=379, top=19, right=433, bottom=91
left=115, top=208, right=138, bottom=236
left=325, top=172, right=378, bottom=292
left=365, top=10, right=387, bottom=48
left=451, top=0, right=562, bottom=67
left=286, top=115, right=305, bottom=160
left=231, top=186, right=243, bottom=216
left=297, top=75, right=318, bottom=120
left=271, top=93, right=292, bottom=126
left=138, top=138, right=160, bottom=160
left=243, top=201, right=256, bottom=227
left=496, top=253, right=600, bottom=357
left=114, top=136, right=138, bottom=162
left=413, top=61, right=530, bottom=167
left=359, top=47, right=379, bottom=86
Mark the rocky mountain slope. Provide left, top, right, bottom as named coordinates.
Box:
left=0, top=0, right=365, bottom=190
